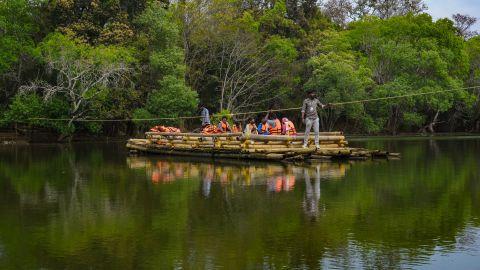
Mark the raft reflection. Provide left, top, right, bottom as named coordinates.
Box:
left=127, top=156, right=349, bottom=192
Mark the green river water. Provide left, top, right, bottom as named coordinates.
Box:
left=0, top=138, right=479, bottom=269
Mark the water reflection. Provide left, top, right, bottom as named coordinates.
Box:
left=304, top=166, right=322, bottom=220
left=0, top=140, right=479, bottom=269
left=127, top=156, right=348, bottom=198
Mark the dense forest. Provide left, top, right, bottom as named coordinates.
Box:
left=1, top=0, right=480, bottom=137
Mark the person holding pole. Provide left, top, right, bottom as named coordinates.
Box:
left=301, top=90, right=326, bottom=149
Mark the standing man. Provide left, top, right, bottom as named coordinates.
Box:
left=199, top=105, right=211, bottom=128
left=301, top=90, right=326, bottom=149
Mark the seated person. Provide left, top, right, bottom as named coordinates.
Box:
left=244, top=117, right=258, bottom=135
left=281, top=117, right=297, bottom=135
left=232, top=121, right=242, bottom=133
left=264, top=111, right=282, bottom=135
left=217, top=116, right=231, bottom=133
left=257, top=118, right=270, bottom=135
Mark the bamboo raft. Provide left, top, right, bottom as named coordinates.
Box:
left=126, top=132, right=400, bottom=161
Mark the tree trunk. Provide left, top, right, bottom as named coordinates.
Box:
left=421, top=110, right=440, bottom=134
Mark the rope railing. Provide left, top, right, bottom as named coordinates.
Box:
left=16, top=85, right=479, bottom=122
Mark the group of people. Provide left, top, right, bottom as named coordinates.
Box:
left=205, top=112, right=297, bottom=136
left=199, top=91, right=328, bottom=148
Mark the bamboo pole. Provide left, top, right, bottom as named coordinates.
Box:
left=242, top=134, right=345, bottom=142
left=154, top=139, right=243, bottom=146
left=213, top=153, right=285, bottom=160
left=146, top=132, right=243, bottom=137
left=148, top=135, right=241, bottom=142
left=296, top=132, right=343, bottom=136
left=315, top=148, right=352, bottom=155
left=162, top=144, right=243, bottom=150
left=244, top=148, right=316, bottom=154
left=314, top=144, right=342, bottom=148
left=127, top=142, right=288, bottom=160
left=150, top=145, right=243, bottom=153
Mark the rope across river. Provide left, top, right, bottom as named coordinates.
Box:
left=27, top=85, right=479, bottom=122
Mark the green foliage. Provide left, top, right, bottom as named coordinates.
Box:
left=135, top=2, right=179, bottom=50
left=38, top=32, right=137, bottom=66
left=305, top=13, right=477, bottom=133
left=133, top=2, right=198, bottom=127
left=3, top=93, right=73, bottom=134
left=144, top=75, right=199, bottom=126
left=306, top=50, right=375, bottom=132
left=0, top=0, right=38, bottom=73
left=150, top=48, right=186, bottom=78
left=211, top=109, right=234, bottom=126
left=14, top=32, right=137, bottom=134
left=467, top=37, right=480, bottom=90
left=132, top=108, right=154, bottom=130
left=259, top=0, right=302, bottom=38
left=264, top=35, right=298, bottom=63
left=1, top=0, right=480, bottom=136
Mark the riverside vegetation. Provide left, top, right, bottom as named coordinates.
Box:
left=1, top=0, right=480, bottom=137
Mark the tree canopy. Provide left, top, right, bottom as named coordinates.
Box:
left=0, top=0, right=479, bottom=136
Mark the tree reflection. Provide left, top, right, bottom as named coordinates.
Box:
left=0, top=139, right=479, bottom=269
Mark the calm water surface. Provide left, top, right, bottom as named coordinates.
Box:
left=0, top=138, right=479, bottom=269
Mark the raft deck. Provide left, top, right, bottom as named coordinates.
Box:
left=126, top=132, right=399, bottom=161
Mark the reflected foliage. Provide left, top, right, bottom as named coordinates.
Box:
left=0, top=140, right=479, bottom=269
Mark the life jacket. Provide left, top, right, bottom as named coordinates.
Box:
left=284, top=121, right=297, bottom=136
left=150, top=125, right=181, bottom=133
left=219, top=121, right=230, bottom=133
left=232, top=125, right=241, bottom=133
left=268, top=119, right=282, bottom=135
left=202, top=124, right=221, bottom=134
left=259, top=123, right=270, bottom=134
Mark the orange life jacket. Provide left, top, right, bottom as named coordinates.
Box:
left=284, top=121, right=297, bottom=136
left=269, top=119, right=282, bottom=135
left=232, top=125, right=240, bottom=133
left=260, top=123, right=269, bottom=133
left=202, top=124, right=221, bottom=134
left=219, top=121, right=230, bottom=133
left=150, top=125, right=181, bottom=133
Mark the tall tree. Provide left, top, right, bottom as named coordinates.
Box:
left=0, top=0, right=40, bottom=103
left=179, top=0, right=298, bottom=117
left=452, top=13, right=478, bottom=40
left=132, top=2, right=198, bottom=127
left=19, top=33, right=136, bottom=133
